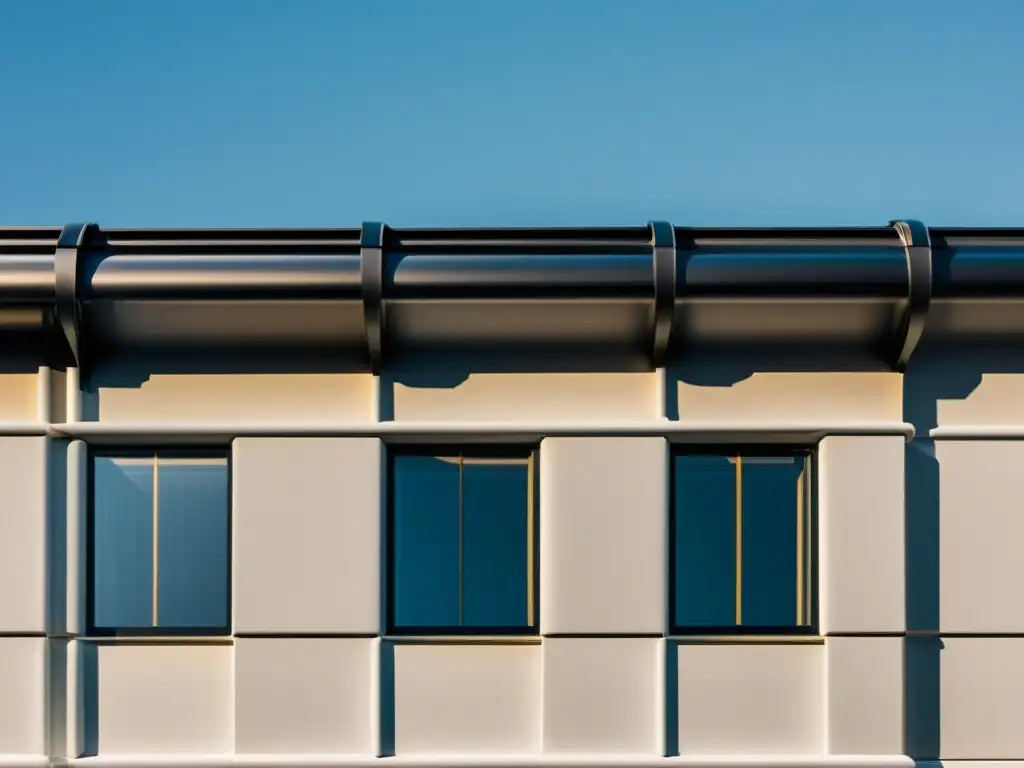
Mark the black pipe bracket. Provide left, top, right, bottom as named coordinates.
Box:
left=360, top=221, right=386, bottom=374
left=889, top=219, right=933, bottom=372
left=54, top=222, right=98, bottom=373
left=649, top=220, right=677, bottom=367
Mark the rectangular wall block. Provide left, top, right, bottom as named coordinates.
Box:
left=543, top=638, right=661, bottom=755
left=0, top=637, right=46, bottom=755
left=675, top=642, right=823, bottom=756
left=235, top=638, right=374, bottom=755
left=0, top=436, right=49, bottom=633
left=826, top=637, right=903, bottom=754
left=540, top=437, right=667, bottom=634
left=818, top=435, right=905, bottom=634
left=233, top=438, right=382, bottom=634
left=89, top=643, right=233, bottom=755
left=391, top=642, right=541, bottom=755
left=941, top=638, right=1024, bottom=760
left=0, top=372, right=38, bottom=420
left=937, top=440, right=1024, bottom=633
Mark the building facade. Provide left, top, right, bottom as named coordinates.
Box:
left=0, top=221, right=1020, bottom=767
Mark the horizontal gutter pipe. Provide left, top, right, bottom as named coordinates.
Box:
left=1, top=220, right=1024, bottom=372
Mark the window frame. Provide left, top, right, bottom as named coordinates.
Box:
left=668, top=444, right=819, bottom=637
left=86, top=446, right=233, bottom=638
left=386, top=444, right=541, bottom=637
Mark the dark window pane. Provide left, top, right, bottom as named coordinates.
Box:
left=462, top=460, right=531, bottom=628
left=392, top=455, right=460, bottom=628
left=742, top=458, right=803, bottom=627
left=93, top=457, right=154, bottom=629
left=674, top=455, right=736, bottom=628
left=156, top=458, right=230, bottom=629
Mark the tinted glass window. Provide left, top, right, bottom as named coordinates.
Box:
left=91, top=452, right=230, bottom=633
left=673, top=453, right=812, bottom=631
left=391, top=451, right=536, bottom=634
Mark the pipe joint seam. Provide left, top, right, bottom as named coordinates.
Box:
left=360, top=221, right=387, bottom=374
left=54, top=222, right=98, bottom=374
left=650, top=220, right=677, bottom=367
left=889, top=219, right=932, bottom=371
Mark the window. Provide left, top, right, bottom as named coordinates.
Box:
left=388, top=448, right=538, bottom=635
left=671, top=451, right=814, bottom=633
left=89, top=450, right=230, bottom=634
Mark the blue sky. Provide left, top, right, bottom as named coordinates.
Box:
left=2, top=1, right=1022, bottom=227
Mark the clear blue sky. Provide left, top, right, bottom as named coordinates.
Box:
left=2, top=1, right=1022, bottom=227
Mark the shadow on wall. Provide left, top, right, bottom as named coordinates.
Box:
left=0, top=328, right=61, bottom=372
left=79, top=347, right=368, bottom=421
left=85, top=347, right=366, bottom=389
left=664, top=345, right=892, bottom=422
left=47, top=440, right=69, bottom=631
left=0, top=356, right=45, bottom=376
left=378, top=346, right=652, bottom=422
left=905, top=438, right=941, bottom=761
left=902, top=341, right=1024, bottom=760
left=379, top=641, right=396, bottom=757
left=665, top=640, right=679, bottom=757
left=902, top=342, right=1024, bottom=436
left=80, top=641, right=99, bottom=757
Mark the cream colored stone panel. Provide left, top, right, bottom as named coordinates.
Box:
left=235, top=638, right=374, bottom=755
left=826, top=637, right=904, bottom=754
left=818, top=436, right=905, bottom=634
left=392, top=643, right=541, bottom=755
left=0, top=637, right=46, bottom=754
left=675, top=642, right=824, bottom=756
left=0, top=372, right=38, bottom=421
left=941, top=638, right=1024, bottom=760
left=233, top=438, right=382, bottom=634
left=0, top=437, right=48, bottom=633
left=936, top=440, right=1024, bottom=633
left=91, top=643, right=233, bottom=754
left=540, top=437, right=667, bottom=635
left=543, top=638, right=661, bottom=755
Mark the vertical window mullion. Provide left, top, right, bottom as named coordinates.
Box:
left=804, top=456, right=814, bottom=626
left=458, top=452, right=464, bottom=629
left=152, top=451, right=160, bottom=628
left=526, top=453, right=535, bottom=628
left=796, top=464, right=805, bottom=626
left=735, top=455, right=743, bottom=627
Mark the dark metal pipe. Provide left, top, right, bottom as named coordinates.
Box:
left=0, top=255, right=56, bottom=301
left=2, top=221, right=1024, bottom=375
left=933, top=248, right=1024, bottom=298
left=386, top=253, right=654, bottom=300
left=84, top=253, right=363, bottom=300
left=679, top=248, right=909, bottom=299
left=4, top=224, right=1024, bottom=305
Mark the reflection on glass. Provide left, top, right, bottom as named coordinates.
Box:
left=742, top=458, right=802, bottom=627
left=673, top=453, right=810, bottom=630
left=91, top=452, right=230, bottom=632
left=157, top=458, right=230, bottom=629
left=392, top=456, right=461, bottom=628
left=93, top=457, right=154, bottom=629
left=674, top=455, right=735, bottom=627
left=391, top=452, right=535, bottom=632
left=462, top=459, right=530, bottom=628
